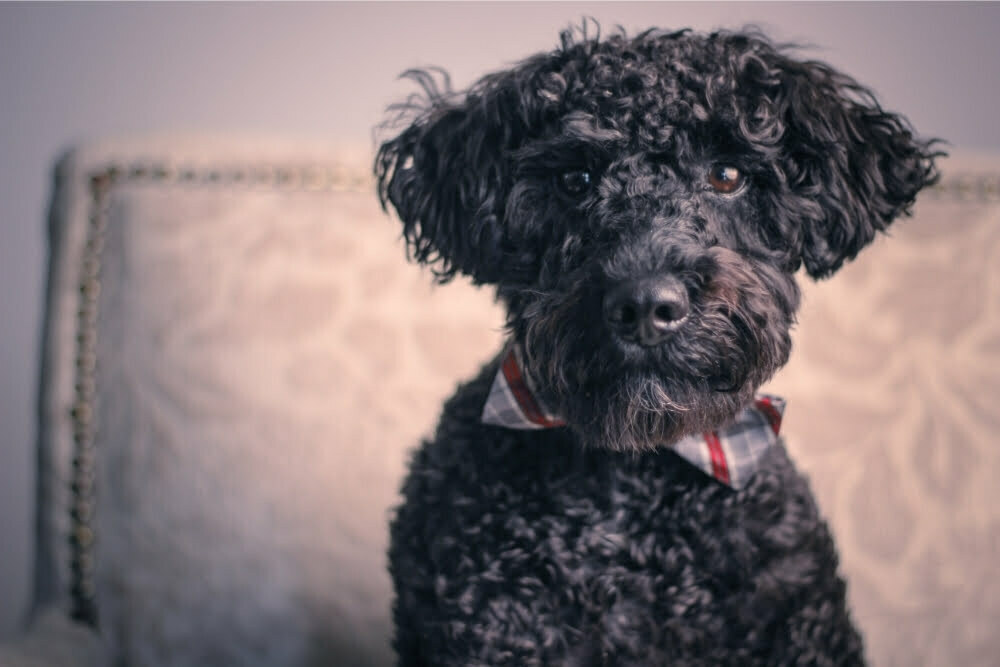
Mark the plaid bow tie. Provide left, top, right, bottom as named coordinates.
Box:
left=481, top=346, right=785, bottom=489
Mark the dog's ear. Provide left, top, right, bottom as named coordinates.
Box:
left=375, top=69, right=529, bottom=284
left=772, top=56, right=941, bottom=279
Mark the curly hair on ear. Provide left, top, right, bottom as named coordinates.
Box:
left=764, top=52, right=943, bottom=278
left=374, top=63, right=541, bottom=284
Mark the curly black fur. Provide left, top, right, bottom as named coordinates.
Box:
left=376, top=24, right=940, bottom=665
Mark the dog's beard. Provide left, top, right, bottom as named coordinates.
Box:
left=557, top=371, right=752, bottom=452
left=523, top=323, right=762, bottom=452
left=514, top=250, right=796, bottom=452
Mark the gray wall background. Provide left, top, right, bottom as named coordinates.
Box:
left=1, top=1, right=998, bottom=638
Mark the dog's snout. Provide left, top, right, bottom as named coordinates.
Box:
left=603, top=276, right=690, bottom=347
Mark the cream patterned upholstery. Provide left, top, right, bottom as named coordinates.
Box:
left=770, top=157, right=1000, bottom=666
left=8, top=139, right=999, bottom=666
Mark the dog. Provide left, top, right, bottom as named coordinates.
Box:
left=375, top=24, right=939, bottom=666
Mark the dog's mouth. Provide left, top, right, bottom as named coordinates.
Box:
left=707, top=358, right=749, bottom=393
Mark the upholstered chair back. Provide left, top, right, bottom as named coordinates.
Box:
left=31, top=140, right=999, bottom=665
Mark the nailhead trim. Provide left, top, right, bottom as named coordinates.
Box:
left=926, top=172, right=1000, bottom=202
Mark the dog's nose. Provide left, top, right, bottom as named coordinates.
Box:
left=603, top=276, right=690, bottom=347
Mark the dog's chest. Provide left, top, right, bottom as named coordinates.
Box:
left=410, top=428, right=786, bottom=660
left=393, top=392, right=841, bottom=663
left=458, top=431, right=752, bottom=605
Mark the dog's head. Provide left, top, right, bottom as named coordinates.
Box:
left=376, top=26, right=940, bottom=451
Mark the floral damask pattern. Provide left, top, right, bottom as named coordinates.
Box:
left=88, top=180, right=505, bottom=666
left=39, top=145, right=998, bottom=666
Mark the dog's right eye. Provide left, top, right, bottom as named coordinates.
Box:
left=557, top=169, right=593, bottom=196
left=708, top=165, right=745, bottom=195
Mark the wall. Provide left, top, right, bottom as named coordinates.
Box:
left=1, top=1, right=998, bottom=638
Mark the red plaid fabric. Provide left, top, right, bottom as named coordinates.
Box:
left=481, top=346, right=784, bottom=489
left=481, top=346, right=566, bottom=429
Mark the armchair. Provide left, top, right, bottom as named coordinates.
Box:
left=2, top=138, right=998, bottom=665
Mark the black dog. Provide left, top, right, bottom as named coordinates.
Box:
left=376, top=25, right=939, bottom=666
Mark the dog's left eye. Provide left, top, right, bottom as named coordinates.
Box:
left=708, top=165, right=745, bottom=194
left=557, top=169, right=593, bottom=196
